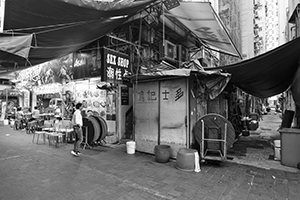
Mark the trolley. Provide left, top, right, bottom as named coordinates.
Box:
left=193, top=113, right=236, bottom=164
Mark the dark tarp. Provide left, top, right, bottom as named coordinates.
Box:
left=0, top=0, right=154, bottom=69
left=291, top=66, right=300, bottom=108
left=205, top=36, right=300, bottom=98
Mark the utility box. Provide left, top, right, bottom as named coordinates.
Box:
left=278, top=128, right=300, bottom=168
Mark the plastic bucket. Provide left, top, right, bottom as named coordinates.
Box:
left=274, top=140, right=281, bottom=161
left=176, top=148, right=197, bottom=171
left=3, top=119, right=9, bottom=125
left=10, top=120, right=15, bottom=126
left=126, top=141, right=136, bottom=154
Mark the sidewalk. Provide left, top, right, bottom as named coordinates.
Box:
left=227, top=111, right=299, bottom=173
left=0, top=123, right=299, bottom=200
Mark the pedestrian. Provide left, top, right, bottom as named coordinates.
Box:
left=15, top=107, right=25, bottom=129
left=71, top=103, right=83, bottom=157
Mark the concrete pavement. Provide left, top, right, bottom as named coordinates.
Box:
left=227, top=111, right=299, bottom=173
left=0, top=122, right=299, bottom=200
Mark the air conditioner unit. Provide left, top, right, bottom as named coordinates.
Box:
left=159, top=40, right=177, bottom=60
left=177, top=45, right=189, bottom=61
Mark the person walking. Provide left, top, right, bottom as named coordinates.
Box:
left=71, top=103, right=83, bottom=157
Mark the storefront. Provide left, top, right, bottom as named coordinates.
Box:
left=0, top=88, right=23, bottom=120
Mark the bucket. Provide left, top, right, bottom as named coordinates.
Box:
left=3, top=119, right=9, bottom=126
left=274, top=140, right=281, bottom=161
left=176, top=148, right=197, bottom=171
left=126, top=141, right=136, bottom=154
left=154, top=145, right=171, bottom=163
left=10, top=120, right=15, bottom=126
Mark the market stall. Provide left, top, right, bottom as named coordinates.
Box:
left=132, top=68, right=231, bottom=158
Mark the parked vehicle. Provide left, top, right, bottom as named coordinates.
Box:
left=44, top=98, right=65, bottom=116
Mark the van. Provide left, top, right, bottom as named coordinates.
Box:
left=45, top=98, right=66, bottom=116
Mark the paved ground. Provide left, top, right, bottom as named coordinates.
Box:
left=228, top=111, right=299, bottom=173
left=0, top=114, right=300, bottom=200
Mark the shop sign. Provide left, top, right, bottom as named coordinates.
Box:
left=101, top=47, right=130, bottom=83
left=121, top=86, right=129, bottom=105
left=0, top=90, right=22, bottom=97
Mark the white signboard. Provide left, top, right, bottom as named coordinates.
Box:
left=0, top=0, right=5, bottom=33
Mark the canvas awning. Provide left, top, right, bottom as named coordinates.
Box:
left=205, top=36, right=300, bottom=98
left=0, top=0, right=154, bottom=70
left=167, top=1, right=241, bottom=58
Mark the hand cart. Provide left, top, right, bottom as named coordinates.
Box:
left=193, top=113, right=236, bottom=164
left=200, top=119, right=227, bottom=162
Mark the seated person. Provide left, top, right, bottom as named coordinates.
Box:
left=32, top=106, right=40, bottom=119
left=28, top=106, right=42, bottom=128
left=54, top=107, right=62, bottom=117
left=15, top=107, right=25, bottom=129
left=29, top=106, right=40, bottom=122
left=53, top=117, right=63, bottom=131
left=16, top=107, right=24, bottom=120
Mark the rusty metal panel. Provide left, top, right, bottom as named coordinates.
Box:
left=134, top=82, right=159, bottom=154
left=160, top=78, right=187, bottom=158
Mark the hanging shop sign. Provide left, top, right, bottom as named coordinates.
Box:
left=121, top=86, right=129, bottom=105
left=101, top=47, right=130, bottom=83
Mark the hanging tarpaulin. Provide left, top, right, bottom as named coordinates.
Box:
left=206, top=36, right=300, bottom=98
left=167, top=1, right=241, bottom=58
left=0, top=33, right=33, bottom=59
left=0, top=0, right=155, bottom=69
left=291, top=66, right=300, bottom=108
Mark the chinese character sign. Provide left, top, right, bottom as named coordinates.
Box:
left=102, top=47, right=130, bottom=82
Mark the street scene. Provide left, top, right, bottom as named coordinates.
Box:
left=0, top=111, right=299, bottom=200
left=1, top=0, right=300, bottom=200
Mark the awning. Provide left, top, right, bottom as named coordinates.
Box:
left=167, top=1, right=241, bottom=58
left=0, top=0, right=154, bottom=70
left=205, top=37, right=300, bottom=98
left=131, top=68, right=231, bottom=100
